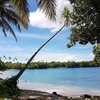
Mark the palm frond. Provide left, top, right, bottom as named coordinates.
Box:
left=0, top=0, right=29, bottom=40
left=1, top=17, right=17, bottom=41
left=9, top=0, right=29, bottom=29
left=4, top=0, right=29, bottom=29
left=4, top=8, right=28, bottom=30
left=0, top=19, right=7, bottom=37
left=15, top=13, right=29, bottom=29
left=61, top=6, right=70, bottom=26
left=2, top=28, right=7, bottom=37
left=10, top=0, right=29, bottom=17
left=38, top=0, right=56, bottom=21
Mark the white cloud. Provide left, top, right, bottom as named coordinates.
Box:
left=29, top=0, right=72, bottom=32
left=0, top=45, right=94, bottom=63
left=34, top=52, right=94, bottom=62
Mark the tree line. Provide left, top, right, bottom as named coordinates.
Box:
left=0, top=60, right=98, bottom=70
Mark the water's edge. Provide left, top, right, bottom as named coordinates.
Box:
left=18, top=80, right=100, bottom=96
left=1, top=67, right=100, bottom=96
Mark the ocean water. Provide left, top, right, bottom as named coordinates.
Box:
left=1, top=67, right=100, bottom=90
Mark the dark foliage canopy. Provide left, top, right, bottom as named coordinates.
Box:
left=67, top=0, right=100, bottom=47
left=93, top=44, right=100, bottom=66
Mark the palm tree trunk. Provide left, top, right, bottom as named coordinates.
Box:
left=11, top=24, right=66, bottom=82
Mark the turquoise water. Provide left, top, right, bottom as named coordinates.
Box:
left=4, top=67, right=100, bottom=89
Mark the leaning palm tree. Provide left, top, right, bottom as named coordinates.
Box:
left=1, top=0, right=70, bottom=97
left=0, top=0, right=57, bottom=79
left=10, top=6, right=70, bottom=82
left=0, top=0, right=57, bottom=97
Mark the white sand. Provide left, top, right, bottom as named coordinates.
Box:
left=18, top=81, right=100, bottom=96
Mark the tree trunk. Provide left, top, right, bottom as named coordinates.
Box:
left=10, top=24, right=66, bottom=82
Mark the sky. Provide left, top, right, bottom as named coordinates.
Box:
left=0, top=0, right=94, bottom=63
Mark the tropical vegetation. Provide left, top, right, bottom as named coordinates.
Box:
left=67, top=0, right=100, bottom=47
left=93, top=44, right=100, bottom=66
left=0, top=0, right=29, bottom=41
left=0, top=0, right=58, bottom=97
left=0, top=60, right=98, bottom=70
left=1, top=0, right=100, bottom=97
left=0, top=78, right=20, bottom=98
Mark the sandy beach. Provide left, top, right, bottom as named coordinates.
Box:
left=17, top=82, right=100, bottom=100
left=18, top=80, right=100, bottom=97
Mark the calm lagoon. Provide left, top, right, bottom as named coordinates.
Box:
left=1, top=67, right=100, bottom=96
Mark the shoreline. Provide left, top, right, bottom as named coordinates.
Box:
left=18, top=82, right=100, bottom=100
left=18, top=80, right=100, bottom=97
left=1, top=70, right=100, bottom=97
left=1, top=70, right=100, bottom=99
left=18, top=89, right=100, bottom=100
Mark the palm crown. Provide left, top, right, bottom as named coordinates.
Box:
left=0, top=0, right=56, bottom=41
left=0, top=0, right=29, bottom=41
